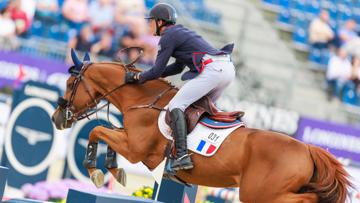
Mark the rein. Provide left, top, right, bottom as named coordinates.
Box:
left=58, top=62, right=176, bottom=128
left=127, top=87, right=174, bottom=112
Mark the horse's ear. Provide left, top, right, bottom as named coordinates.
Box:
left=83, top=52, right=90, bottom=62
left=71, top=48, right=83, bottom=70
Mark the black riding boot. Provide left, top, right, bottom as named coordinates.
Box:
left=170, top=108, right=194, bottom=171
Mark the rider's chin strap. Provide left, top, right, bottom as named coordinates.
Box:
left=155, top=19, right=168, bottom=36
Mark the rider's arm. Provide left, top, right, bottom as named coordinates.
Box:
left=161, top=60, right=186, bottom=78
left=139, top=35, right=175, bottom=83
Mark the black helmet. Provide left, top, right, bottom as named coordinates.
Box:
left=145, top=3, right=177, bottom=25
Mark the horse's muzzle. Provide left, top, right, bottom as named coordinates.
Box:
left=52, top=108, right=73, bottom=130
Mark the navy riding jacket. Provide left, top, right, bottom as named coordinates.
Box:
left=139, top=24, right=234, bottom=83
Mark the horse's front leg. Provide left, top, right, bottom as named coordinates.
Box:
left=83, top=141, right=104, bottom=188
left=104, top=146, right=126, bottom=187
left=85, top=126, right=132, bottom=188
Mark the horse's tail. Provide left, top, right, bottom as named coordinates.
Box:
left=301, top=144, right=352, bottom=203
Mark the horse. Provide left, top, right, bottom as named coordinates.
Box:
left=52, top=51, right=352, bottom=203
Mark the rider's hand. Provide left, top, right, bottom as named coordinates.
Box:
left=125, top=71, right=140, bottom=83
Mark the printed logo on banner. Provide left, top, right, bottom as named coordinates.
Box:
left=0, top=51, right=68, bottom=90
left=4, top=98, right=58, bottom=176
left=0, top=61, right=40, bottom=82
left=2, top=81, right=61, bottom=188
left=296, top=117, right=360, bottom=163
left=66, top=112, right=122, bottom=183
left=15, top=126, right=51, bottom=145
left=216, top=98, right=300, bottom=135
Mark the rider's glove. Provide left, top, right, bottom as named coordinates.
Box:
left=125, top=71, right=140, bottom=84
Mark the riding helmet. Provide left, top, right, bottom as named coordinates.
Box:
left=145, top=3, right=177, bottom=25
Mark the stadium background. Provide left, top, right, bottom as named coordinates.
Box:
left=0, top=0, right=359, bottom=202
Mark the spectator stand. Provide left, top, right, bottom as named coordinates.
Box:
left=262, top=0, right=358, bottom=69
left=148, top=0, right=222, bottom=26
left=0, top=0, right=224, bottom=70
left=163, top=0, right=223, bottom=38
left=261, top=0, right=360, bottom=126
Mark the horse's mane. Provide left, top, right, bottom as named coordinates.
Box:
left=96, top=62, right=178, bottom=90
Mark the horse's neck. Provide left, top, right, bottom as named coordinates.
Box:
left=91, top=64, right=175, bottom=113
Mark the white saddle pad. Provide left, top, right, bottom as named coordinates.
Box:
left=158, top=110, right=245, bottom=157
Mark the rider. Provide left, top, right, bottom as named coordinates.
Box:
left=125, top=3, right=235, bottom=171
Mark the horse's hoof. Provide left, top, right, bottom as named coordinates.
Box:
left=90, top=169, right=104, bottom=188
left=116, top=168, right=127, bottom=187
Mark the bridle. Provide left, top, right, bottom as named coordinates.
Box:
left=56, top=62, right=127, bottom=127
left=56, top=57, right=176, bottom=128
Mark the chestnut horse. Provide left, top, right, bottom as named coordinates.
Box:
left=52, top=57, right=352, bottom=202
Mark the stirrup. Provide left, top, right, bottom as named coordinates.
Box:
left=175, top=153, right=193, bottom=161
left=171, top=153, right=194, bottom=171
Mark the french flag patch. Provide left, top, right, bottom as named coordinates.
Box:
left=196, top=140, right=217, bottom=154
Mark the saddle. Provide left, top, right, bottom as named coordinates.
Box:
left=166, top=96, right=244, bottom=133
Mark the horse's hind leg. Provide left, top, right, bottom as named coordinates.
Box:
left=104, top=146, right=126, bottom=186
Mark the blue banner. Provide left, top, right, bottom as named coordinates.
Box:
left=2, top=81, right=62, bottom=188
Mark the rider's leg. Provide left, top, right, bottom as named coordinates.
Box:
left=168, top=60, right=235, bottom=111
left=207, top=61, right=235, bottom=102
left=168, top=60, right=235, bottom=171
left=169, top=108, right=194, bottom=170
